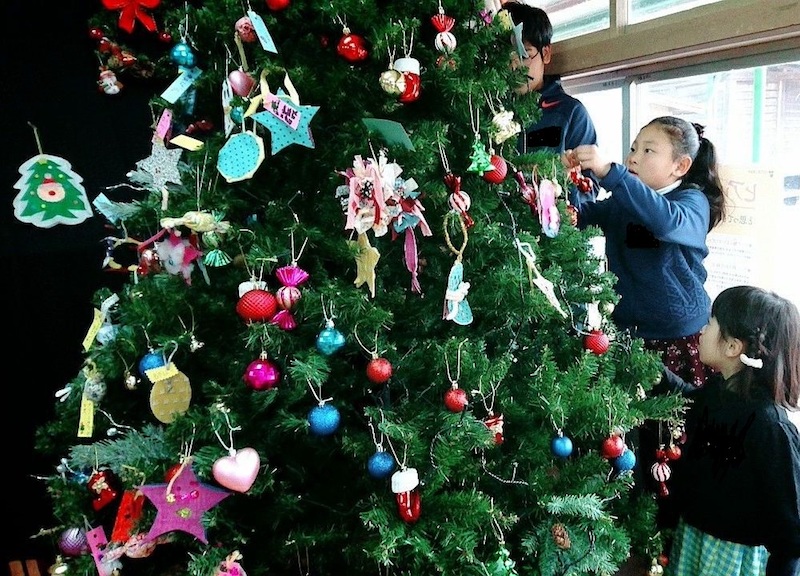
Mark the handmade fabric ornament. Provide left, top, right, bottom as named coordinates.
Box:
left=337, top=154, right=388, bottom=236
left=442, top=213, right=473, bottom=325
left=139, top=460, right=230, bottom=544
left=217, top=130, right=265, bottom=182
left=135, top=139, right=183, bottom=191
left=537, top=179, right=561, bottom=238
left=251, top=81, right=319, bottom=155
left=154, top=231, right=202, bottom=284
left=13, top=154, right=93, bottom=228
left=513, top=238, right=567, bottom=317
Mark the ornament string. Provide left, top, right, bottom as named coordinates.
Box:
left=539, top=394, right=565, bottom=435
left=320, top=295, right=336, bottom=325
left=468, top=94, right=480, bottom=137
left=212, top=402, right=241, bottom=456
left=27, top=122, right=44, bottom=155
left=353, top=325, right=381, bottom=359
left=99, top=410, right=133, bottom=437
left=289, top=231, right=308, bottom=266
left=476, top=376, right=502, bottom=416
left=443, top=211, right=468, bottom=259
left=437, top=140, right=451, bottom=174
left=445, top=339, right=467, bottom=386
left=400, top=21, right=414, bottom=57
left=307, top=379, right=333, bottom=407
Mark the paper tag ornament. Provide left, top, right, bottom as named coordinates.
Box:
left=217, top=131, right=265, bottom=182
left=146, top=363, right=192, bottom=423
left=13, top=155, right=92, bottom=227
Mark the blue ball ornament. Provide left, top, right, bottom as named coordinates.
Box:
left=367, top=450, right=396, bottom=479
left=316, top=324, right=346, bottom=355
left=138, top=350, right=167, bottom=381
left=170, top=42, right=196, bottom=67
left=612, top=448, right=637, bottom=472
left=308, top=404, right=341, bottom=436
left=550, top=433, right=573, bottom=459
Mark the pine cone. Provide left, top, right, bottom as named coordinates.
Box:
left=551, top=523, right=571, bottom=550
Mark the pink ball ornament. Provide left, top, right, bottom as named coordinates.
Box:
left=58, top=527, right=89, bottom=556
left=243, top=356, right=281, bottom=390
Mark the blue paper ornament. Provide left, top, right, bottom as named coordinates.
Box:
left=367, top=450, right=396, bottom=479
left=316, top=321, right=346, bottom=355
left=308, top=404, right=341, bottom=436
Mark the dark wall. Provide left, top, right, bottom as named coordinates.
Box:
left=0, top=0, right=151, bottom=566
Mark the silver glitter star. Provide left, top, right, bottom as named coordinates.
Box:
left=135, top=140, right=183, bottom=190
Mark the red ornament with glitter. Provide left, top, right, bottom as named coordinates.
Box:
left=444, top=386, right=468, bottom=413
left=366, top=357, right=393, bottom=384
left=600, top=433, right=625, bottom=459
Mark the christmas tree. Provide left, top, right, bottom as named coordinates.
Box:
left=35, top=1, right=685, bottom=575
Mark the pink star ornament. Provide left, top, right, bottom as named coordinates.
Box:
left=139, top=464, right=230, bottom=544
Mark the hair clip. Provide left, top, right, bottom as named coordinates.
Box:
left=739, top=353, right=763, bottom=369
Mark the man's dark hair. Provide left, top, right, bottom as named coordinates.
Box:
left=503, top=2, right=553, bottom=55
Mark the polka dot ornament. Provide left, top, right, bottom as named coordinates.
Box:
left=217, top=131, right=265, bottom=183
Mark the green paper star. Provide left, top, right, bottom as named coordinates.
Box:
left=136, top=140, right=183, bottom=190
left=252, top=90, right=319, bottom=155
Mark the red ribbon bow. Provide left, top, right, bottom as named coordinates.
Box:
left=102, top=0, right=160, bottom=34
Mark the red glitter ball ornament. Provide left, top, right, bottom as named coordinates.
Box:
left=600, top=434, right=625, bottom=459
left=366, top=357, right=392, bottom=384
left=443, top=387, right=468, bottom=413
left=236, top=289, right=278, bottom=322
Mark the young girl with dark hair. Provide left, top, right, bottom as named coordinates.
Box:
left=660, top=285, right=800, bottom=576
left=564, top=116, right=725, bottom=387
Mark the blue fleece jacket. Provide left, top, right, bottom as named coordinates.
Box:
left=577, top=163, right=711, bottom=340
left=521, top=75, right=597, bottom=154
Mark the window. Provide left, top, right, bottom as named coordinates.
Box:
left=629, top=0, right=724, bottom=24
left=574, top=58, right=800, bottom=305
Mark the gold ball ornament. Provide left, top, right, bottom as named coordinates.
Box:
left=379, top=69, right=405, bottom=95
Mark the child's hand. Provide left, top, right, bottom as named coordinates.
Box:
left=565, top=145, right=612, bottom=179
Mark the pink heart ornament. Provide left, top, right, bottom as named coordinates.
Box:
left=212, top=447, right=260, bottom=493
left=228, top=69, right=256, bottom=97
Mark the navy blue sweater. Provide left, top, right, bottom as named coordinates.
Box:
left=576, top=163, right=711, bottom=339
left=660, top=370, right=800, bottom=576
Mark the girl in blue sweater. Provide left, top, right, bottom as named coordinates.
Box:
left=564, top=116, right=726, bottom=388
left=659, top=285, right=800, bottom=576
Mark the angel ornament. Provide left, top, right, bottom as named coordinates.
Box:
left=442, top=212, right=473, bottom=326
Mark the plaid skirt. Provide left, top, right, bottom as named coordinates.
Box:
left=667, top=520, right=768, bottom=576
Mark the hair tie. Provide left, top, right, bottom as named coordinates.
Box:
left=739, top=353, right=763, bottom=369
left=692, top=122, right=705, bottom=139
